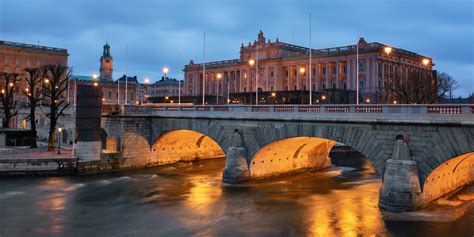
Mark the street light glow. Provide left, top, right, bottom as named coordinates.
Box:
left=248, top=59, right=255, bottom=66
left=163, top=67, right=169, bottom=74
left=321, top=95, right=326, bottom=100
left=144, top=78, right=150, bottom=84
left=384, top=46, right=392, bottom=54
left=8, top=82, right=14, bottom=87
left=271, top=92, right=276, bottom=97
left=366, top=98, right=371, bottom=103
left=422, top=58, right=430, bottom=66
left=299, top=67, right=306, bottom=74
left=393, top=100, right=398, bottom=104
left=93, top=82, right=99, bottom=87
left=44, top=78, right=49, bottom=84
left=92, top=74, right=98, bottom=79
left=216, top=73, right=222, bottom=79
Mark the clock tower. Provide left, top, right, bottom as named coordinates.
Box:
left=99, top=41, right=113, bottom=80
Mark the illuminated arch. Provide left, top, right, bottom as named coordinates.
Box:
left=421, top=152, right=474, bottom=202
left=150, top=129, right=225, bottom=165
left=249, top=137, right=337, bottom=178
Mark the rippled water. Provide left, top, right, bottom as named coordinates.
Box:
left=0, top=159, right=472, bottom=237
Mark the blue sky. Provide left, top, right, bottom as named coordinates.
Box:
left=1, top=0, right=473, bottom=96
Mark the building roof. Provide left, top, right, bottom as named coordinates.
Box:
left=0, top=40, right=68, bottom=56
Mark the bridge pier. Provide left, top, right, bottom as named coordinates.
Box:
left=379, top=140, right=422, bottom=212
left=222, top=130, right=250, bottom=183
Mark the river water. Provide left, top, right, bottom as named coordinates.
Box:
left=0, top=159, right=472, bottom=237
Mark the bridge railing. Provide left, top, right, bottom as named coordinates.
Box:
left=159, top=104, right=473, bottom=114
left=104, top=104, right=474, bottom=115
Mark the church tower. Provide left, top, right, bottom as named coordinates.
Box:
left=99, top=41, right=113, bottom=80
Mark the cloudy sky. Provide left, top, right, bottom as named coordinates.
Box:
left=1, top=0, right=473, bottom=96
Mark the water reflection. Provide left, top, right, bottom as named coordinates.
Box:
left=0, top=159, right=472, bottom=237
left=34, top=178, right=68, bottom=234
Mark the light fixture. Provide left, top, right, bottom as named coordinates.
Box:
left=248, top=59, right=255, bottom=66
left=422, top=58, right=430, bottom=66
left=321, top=95, right=326, bottom=100
left=216, top=73, right=222, bottom=79
left=366, top=98, right=371, bottom=103
left=271, top=92, right=276, bottom=97
left=163, top=67, right=169, bottom=74
left=299, top=67, right=306, bottom=74
left=384, top=46, right=392, bottom=54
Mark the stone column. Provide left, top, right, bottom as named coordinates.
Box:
left=314, top=63, right=319, bottom=91
left=379, top=139, right=422, bottom=212
left=75, top=84, right=102, bottom=161
left=222, top=129, right=250, bottom=183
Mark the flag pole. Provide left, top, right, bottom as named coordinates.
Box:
left=202, top=32, right=206, bottom=106
left=309, top=13, right=312, bottom=105
left=356, top=31, right=359, bottom=105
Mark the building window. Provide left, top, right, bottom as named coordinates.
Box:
left=332, top=82, right=336, bottom=89
left=332, top=66, right=336, bottom=75
left=244, top=87, right=246, bottom=92
left=322, top=82, right=326, bottom=89
left=312, top=84, right=315, bottom=91
left=322, top=67, right=327, bottom=75
left=359, top=63, right=364, bottom=72
left=108, top=91, right=112, bottom=98
left=294, top=85, right=297, bottom=91
left=285, top=85, right=288, bottom=91
left=312, top=68, right=316, bottom=75
left=378, top=80, right=382, bottom=89
left=285, top=70, right=289, bottom=77
left=343, top=81, right=347, bottom=89
left=343, top=65, right=347, bottom=74
left=294, top=69, right=297, bottom=77
left=360, top=80, right=365, bottom=90
left=271, top=71, right=274, bottom=77
left=271, top=85, right=274, bottom=91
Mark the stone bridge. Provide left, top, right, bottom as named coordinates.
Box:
left=99, top=104, right=474, bottom=212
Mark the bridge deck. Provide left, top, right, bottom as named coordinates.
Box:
left=103, top=104, right=474, bottom=125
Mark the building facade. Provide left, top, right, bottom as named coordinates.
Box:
left=184, top=31, right=434, bottom=104
left=0, top=40, right=69, bottom=105
left=143, top=77, right=183, bottom=103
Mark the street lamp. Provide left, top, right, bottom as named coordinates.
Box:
left=92, top=74, right=98, bottom=79
left=57, top=127, right=62, bottom=155
left=144, top=78, right=149, bottom=104
left=248, top=59, right=257, bottom=104
left=216, top=73, right=222, bottom=104
left=383, top=46, right=393, bottom=104
left=422, top=58, right=430, bottom=66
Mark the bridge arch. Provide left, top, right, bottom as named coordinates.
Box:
left=241, top=123, right=386, bottom=176
left=420, top=152, right=474, bottom=203
left=249, top=137, right=337, bottom=178
left=150, top=129, right=225, bottom=165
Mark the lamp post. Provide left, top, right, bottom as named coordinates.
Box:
left=57, top=127, right=62, bottom=155
left=163, top=67, right=169, bottom=103
left=384, top=46, right=392, bottom=104
left=226, top=74, right=230, bottom=105
left=299, top=67, right=306, bottom=104
left=248, top=59, right=255, bottom=104
left=216, top=73, right=222, bottom=104
left=144, top=78, right=149, bottom=104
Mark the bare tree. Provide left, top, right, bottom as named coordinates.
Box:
left=23, top=67, right=43, bottom=148
left=390, top=71, right=457, bottom=104
left=0, top=72, right=19, bottom=128
left=436, top=72, right=458, bottom=101
left=41, top=64, right=71, bottom=151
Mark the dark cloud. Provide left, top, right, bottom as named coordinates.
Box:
left=1, top=0, right=472, bottom=96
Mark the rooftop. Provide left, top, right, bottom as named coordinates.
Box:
left=0, top=40, right=68, bottom=55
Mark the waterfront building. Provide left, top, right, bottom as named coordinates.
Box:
left=144, top=77, right=183, bottom=103
left=0, top=40, right=69, bottom=105
left=183, top=31, right=434, bottom=104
